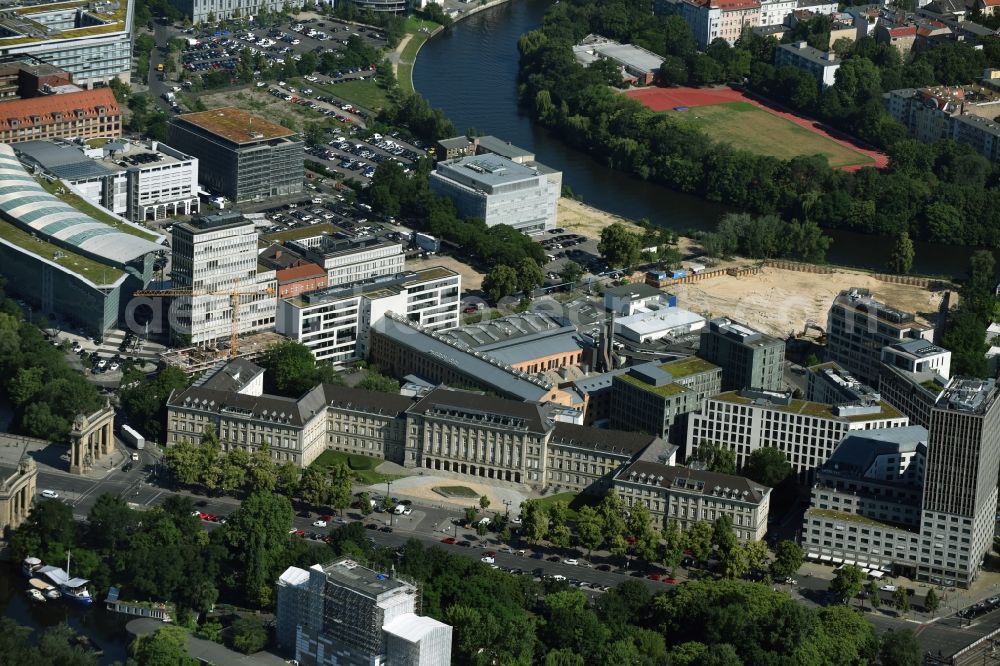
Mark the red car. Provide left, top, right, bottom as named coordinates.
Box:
left=441, top=537, right=457, bottom=545
left=289, top=529, right=305, bottom=537
left=321, top=515, right=333, bottom=522
left=647, top=573, right=661, bottom=581
left=198, top=512, right=211, bottom=521
left=626, top=536, right=637, bottom=545
left=662, top=577, right=678, bottom=585
left=484, top=551, right=496, bottom=557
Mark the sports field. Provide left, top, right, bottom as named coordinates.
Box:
left=627, top=87, right=885, bottom=171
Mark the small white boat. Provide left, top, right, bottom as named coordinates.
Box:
left=27, top=588, right=46, bottom=602
left=29, top=577, right=61, bottom=600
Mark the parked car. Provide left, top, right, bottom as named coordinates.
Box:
left=313, top=520, right=328, bottom=528
left=41, top=489, right=59, bottom=499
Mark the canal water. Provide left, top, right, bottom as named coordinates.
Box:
left=413, top=0, right=982, bottom=276
left=0, top=562, right=129, bottom=664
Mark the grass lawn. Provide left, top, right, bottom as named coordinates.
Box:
left=397, top=20, right=439, bottom=96
left=311, top=450, right=403, bottom=485
left=535, top=492, right=601, bottom=522
left=314, top=78, right=391, bottom=113
left=666, top=101, right=874, bottom=169
left=433, top=485, right=480, bottom=499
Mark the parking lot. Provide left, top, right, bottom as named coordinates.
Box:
left=306, top=127, right=425, bottom=184
left=532, top=228, right=612, bottom=287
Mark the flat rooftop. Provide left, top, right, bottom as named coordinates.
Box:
left=436, top=153, right=541, bottom=187
left=940, top=378, right=998, bottom=413
left=176, top=211, right=251, bottom=235
left=713, top=390, right=903, bottom=423
left=288, top=266, right=456, bottom=307
left=317, top=558, right=411, bottom=599
left=15, top=139, right=189, bottom=181
left=889, top=339, right=949, bottom=358
left=0, top=0, right=130, bottom=45
left=175, top=107, right=295, bottom=145
left=261, top=222, right=341, bottom=244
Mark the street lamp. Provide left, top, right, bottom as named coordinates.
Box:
left=502, top=499, right=511, bottom=516
left=386, top=479, right=393, bottom=527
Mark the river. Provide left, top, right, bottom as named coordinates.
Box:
left=413, top=0, right=981, bottom=277
left=0, top=562, right=129, bottom=664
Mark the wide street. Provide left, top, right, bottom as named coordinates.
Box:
left=32, top=442, right=1000, bottom=659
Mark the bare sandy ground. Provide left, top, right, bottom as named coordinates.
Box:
left=669, top=268, right=946, bottom=339
left=557, top=197, right=644, bottom=241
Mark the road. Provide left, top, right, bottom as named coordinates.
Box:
left=34, top=452, right=1000, bottom=656
left=147, top=20, right=175, bottom=112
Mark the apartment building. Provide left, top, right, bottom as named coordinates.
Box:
left=775, top=41, right=841, bottom=88
left=884, top=86, right=1000, bottom=142
left=0, top=86, right=119, bottom=144
left=698, top=317, right=785, bottom=392
left=950, top=113, right=1000, bottom=162
left=15, top=138, right=199, bottom=222
left=0, top=0, right=134, bottom=87
left=276, top=267, right=461, bottom=363
left=169, top=0, right=288, bottom=24
left=686, top=388, right=909, bottom=482
left=613, top=460, right=771, bottom=542
left=609, top=356, right=722, bottom=443
left=759, top=0, right=796, bottom=25
left=168, top=107, right=303, bottom=203
left=170, top=212, right=276, bottom=344
left=658, top=0, right=762, bottom=50
left=826, top=288, right=933, bottom=385
left=429, top=153, right=559, bottom=233
left=276, top=558, right=452, bottom=666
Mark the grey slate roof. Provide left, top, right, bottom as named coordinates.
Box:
left=168, top=385, right=324, bottom=427
left=409, top=386, right=551, bottom=434
left=550, top=422, right=657, bottom=456
left=195, top=358, right=265, bottom=393
left=615, top=460, right=771, bottom=505
left=322, top=384, right=414, bottom=415
left=824, top=425, right=928, bottom=477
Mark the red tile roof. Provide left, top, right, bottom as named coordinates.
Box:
left=983, top=0, right=1000, bottom=6
left=0, top=87, right=118, bottom=131
left=277, top=263, right=326, bottom=284
left=888, top=26, right=918, bottom=37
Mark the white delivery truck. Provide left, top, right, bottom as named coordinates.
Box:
left=121, top=424, right=145, bottom=450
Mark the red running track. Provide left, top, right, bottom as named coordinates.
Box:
left=626, top=86, right=888, bottom=172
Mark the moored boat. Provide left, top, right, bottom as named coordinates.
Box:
left=27, top=588, right=46, bottom=602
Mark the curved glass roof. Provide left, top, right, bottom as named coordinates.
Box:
left=0, top=144, right=162, bottom=265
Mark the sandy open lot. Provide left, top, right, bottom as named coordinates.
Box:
left=670, top=268, right=946, bottom=339
left=557, top=197, right=644, bottom=241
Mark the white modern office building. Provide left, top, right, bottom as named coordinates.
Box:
left=294, top=235, right=406, bottom=287
left=0, top=0, right=134, bottom=87
left=686, top=388, right=910, bottom=483
left=15, top=139, right=199, bottom=222
left=276, top=558, right=452, bottom=666
left=277, top=267, right=461, bottom=363
left=171, top=212, right=276, bottom=344
left=429, top=153, right=559, bottom=233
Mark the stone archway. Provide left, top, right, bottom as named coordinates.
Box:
left=69, top=402, right=115, bottom=475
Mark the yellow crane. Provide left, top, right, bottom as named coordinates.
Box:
left=135, top=281, right=274, bottom=358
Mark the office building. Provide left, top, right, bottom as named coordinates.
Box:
left=826, top=288, right=933, bottom=385
left=806, top=362, right=881, bottom=406
left=15, top=138, right=199, bottom=222
left=919, top=378, right=1000, bottom=587
left=0, top=438, right=37, bottom=533
left=614, top=460, right=771, bottom=541
left=276, top=267, right=461, bottom=363
left=167, top=360, right=667, bottom=493
left=276, top=558, right=452, bottom=666
left=609, top=356, right=722, bottom=442
left=801, top=425, right=928, bottom=575
left=369, top=314, right=581, bottom=408
left=429, top=153, right=559, bottom=234
left=436, top=134, right=537, bottom=163
left=293, top=234, right=406, bottom=287
left=168, top=107, right=303, bottom=203
left=686, top=388, right=909, bottom=482
left=572, top=34, right=665, bottom=85
left=258, top=244, right=328, bottom=299
left=881, top=339, right=951, bottom=380
left=878, top=351, right=949, bottom=429
left=698, top=317, right=784, bottom=392
left=169, top=0, right=288, bottom=24
left=0, top=142, right=163, bottom=337
left=604, top=282, right=674, bottom=316
left=435, top=312, right=585, bottom=376
left=171, top=212, right=276, bottom=345
left=775, top=42, right=841, bottom=88
left=0, top=85, right=120, bottom=145
left=0, top=0, right=134, bottom=87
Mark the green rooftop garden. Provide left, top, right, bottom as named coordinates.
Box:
left=407, top=266, right=456, bottom=283
left=713, top=391, right=902, bottom=422
left=660, top=355, right=718, bottom=379
left=807, top=507, right=912, bottom=532
left=36, top=177, right=159, bottom=242
left=0, top=218, right=123, bottom=284
left=618, top=371, right=687, bottom=397
left=920, top=378, right=945, bottom=393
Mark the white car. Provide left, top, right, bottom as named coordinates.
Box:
left=41, top=489, right=59, bottom=499
left=564, top=558, right=579, bottom=566
left=312, top=520, right=328, bottom=528
left=109, top=362, right=119, bottom=372
left=97, top=359, right=107, bottom=369
left=881, top=584, right=898, bottom=592
left=402, top=507, right=412, bottom=515
left=255, top=81, right=266, bottom=87
left=551, top=574, right=567, bottom=582
left=481, top=556, right=495, bottom=564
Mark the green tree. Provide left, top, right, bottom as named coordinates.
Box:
left=720, top=542, right=749, bottom=579
left=691, top=440, right=736, bottom=474
left=223, top=491, right=293, bottom=606
left=770, top=540, right=803, bottom=580
left=743, top=540, right=770, bottom=574
left=575, top=505, right=604, bottom=559
left=129, top=625, right=198, bottom=666
left=711, top=515, right=737, bottom=558
left=597, top=492, right=626, bottom=546
left=230, top=616, right=268, bottom=654
left=598, top=222, right=641, bottom=269
left=879, top=628, right=921, bottom=666
left=887, top=231, right=915, bottom=274
left=743, top=447, right=793, bottom=487
left=359, top=491, right=373, bottom=516
left=483, top=264, right=519, bottom=302
left=464, top=506, right=479, bottom=524
left=299, top=466, right=331, bottom=507
left=516, top=257, right=545, bottom=295
left=357, top=370, right=400, bottom=393
left=220, top=447, right=250, bottom=493
left=164, top=439, right=202, bottom=486
left=260, top=341, right=329, bottom=397
left=867, top=579, right=882, bottom=611
left=829, top=564, right=865, bottom=604
left=894, top=586, right=910, bottom=615
left=924, top=587, right=939, bottom=613
left=684, top=521, right=713, bottom=563
left=661, top=519, right=684, bottom=575
left=479, top=495, right=491, bottom=511
left=520, top=499, right=549, bottom=544
left=559, top=261, right=583, bottom=285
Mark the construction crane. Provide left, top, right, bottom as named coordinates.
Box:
left=135, top=281, right=274, bottom=358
